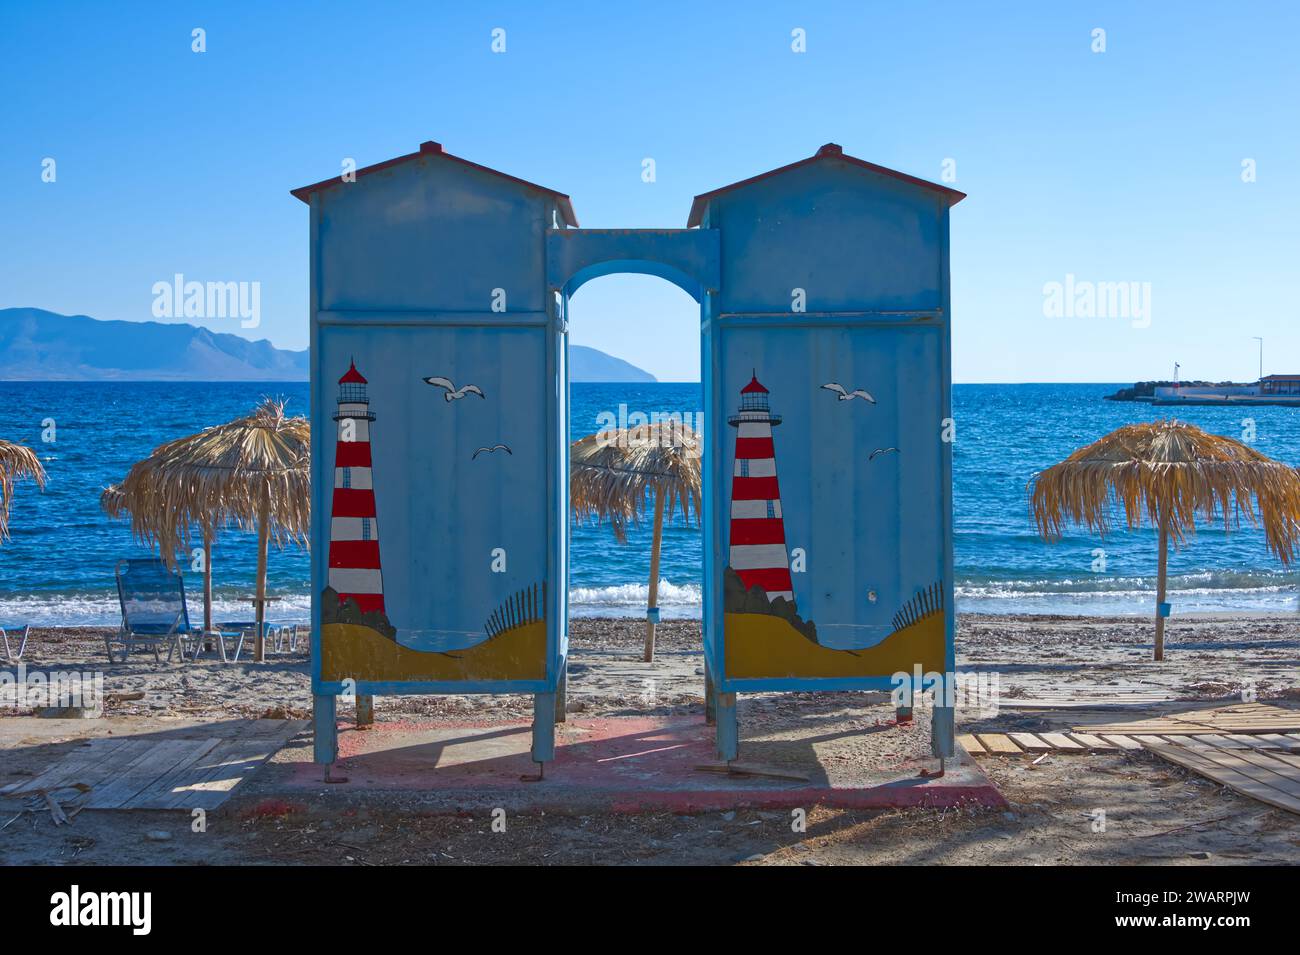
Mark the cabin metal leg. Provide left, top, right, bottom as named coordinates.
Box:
left=313, top=693, right=338, bottom=772
left=931, top=704, right=955, bottom=760
left=554, top=659, right=568, bottom=724
left=704, top=659, right=716, bottom=725
left=531, top=692, right=556, bottom=765
left=715, top=690, right=738, bottom=762
left=355, top=693, right=374, bottom=728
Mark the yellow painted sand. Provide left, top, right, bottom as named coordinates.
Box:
left=724, top=611, right=945, bottom=679
left=321, top=621, right=547, bottom=682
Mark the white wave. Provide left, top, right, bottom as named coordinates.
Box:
left=568, top=580, right=702, bottom=619
left=0, top=592, right=312, bottom=628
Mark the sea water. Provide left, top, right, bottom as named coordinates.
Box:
left=0, top=381, right=1295, bottom=626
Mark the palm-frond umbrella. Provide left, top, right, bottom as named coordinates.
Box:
left=1029, top=419, right=1300, bottom=660
left=570, top=420, right=701, bottom=662
left=0, top=439, right=46, bottom=542
left=106, top=399, right=309, bottom=660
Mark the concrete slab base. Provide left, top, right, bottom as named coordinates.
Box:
left=273, top=716, right=1006, bottom=813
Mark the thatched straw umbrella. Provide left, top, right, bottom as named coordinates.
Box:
left=1029, top=419, right=1300, bottom=660
left=105, top=399, right=309, bottom=660
left=0, top=440, right=46, bottom=542
left=571, top=420, right=701, bottom=662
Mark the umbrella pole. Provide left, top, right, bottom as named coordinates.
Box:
left=1154, top=509, right=1169, bottom=662
left=203, top=528, right=213, bottom=633
left=254, top=502, right=269, bottom=662
left=644, top=487, right=665, bottom=663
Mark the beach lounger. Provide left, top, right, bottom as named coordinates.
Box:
left=216, top=621, right=299, bottom=654
left=1, top=624, right=30, bottom=662
left=110, top=558, right=243, bottom=663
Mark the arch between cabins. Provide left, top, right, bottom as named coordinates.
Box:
left=546, top=229, right=721, bottom=306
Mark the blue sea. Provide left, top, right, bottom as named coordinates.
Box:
left=0, top=381, right=1296, bottom=626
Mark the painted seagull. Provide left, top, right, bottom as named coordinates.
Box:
left=821, top=382, right=876, bottom=403
left=472, top=444, right=512, bottom=460
left=869, top=447, right=900, bottom=460
left=423, top=376, right=485, bottom=402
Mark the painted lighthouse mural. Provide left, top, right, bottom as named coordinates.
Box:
left=727, top=374, right=794, bottom=603
left=327, top=361, right=386, bottom=615
left=318, top=353, right=549, bottom=684
left=722, top=366, right=947, bottom=679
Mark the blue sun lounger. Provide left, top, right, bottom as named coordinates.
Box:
left=110, top=558, right=244, bottom=663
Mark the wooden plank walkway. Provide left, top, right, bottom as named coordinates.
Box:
left=1144, top=736, right=1300, bottom=816
left=0, top=720, right=306, bottom=810
left=956, top=704, right=1300, bottom=759
left=1081, top=702, right=1300, bottom=736
left=998, top=684, right=1178, bottom=710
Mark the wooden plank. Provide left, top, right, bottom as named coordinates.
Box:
left=1008, top=733, right=1053, bottom=752
left=85, top=739, right=217, bottom=810
left=120, top=738, right=224, bottom=810
left=1101, top=734, right=1144, bottom=751
left=1038, top=732, right=1085, bottom=751
left=956, top=733, right=985, bottom=755
left=1144, top=742, right=1300, bottom=816
left=1133, top=735, right=1173, bottom=748
left=1082, top=722, right=1218, bottom=735
left=4, top=738, right=138, bottom=796
left=1259, top=734, right=1300, bottom=752
left=158, top=738, right=285, bottom=810
left=975, top=734, right=1024, bottom=755
left=1175, top=738, right=1300, bottom=796
left=1195, top=734, right=1251, bottom=750
left=1068, top=733, right=1118, bottom=751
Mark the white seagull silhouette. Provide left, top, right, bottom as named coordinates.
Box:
left=821, top=382, right=876, bottom=403
left=424, top=376, right=485, bottom=402
left=472, top=444, right=512, bottom=460
left=869, top=447, right=900, bottom=461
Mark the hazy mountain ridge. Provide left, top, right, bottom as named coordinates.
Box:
left=569, top=345, right=656, bottom=382
left=0, top=308, right=656, bottom=382
left=0, top=308, right=307, bottom=380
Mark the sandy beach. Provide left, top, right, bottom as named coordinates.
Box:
left=2, top=612, right=1298, bottom=865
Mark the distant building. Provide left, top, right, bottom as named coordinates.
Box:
left=1153, top=374, right=1300, bottom=405
left=1259, top=374, right=1300, bottom=397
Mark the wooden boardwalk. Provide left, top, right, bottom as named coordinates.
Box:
left=0, top=719, right=306, bottom=811
left=995, top=683, right=1178, bottom=710
left=959, top=703, right=1300, bottom=816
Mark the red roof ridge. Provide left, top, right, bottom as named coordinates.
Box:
left=687, top=143, right=965, bottom=227
left=291, top=140, right=579, bottom=226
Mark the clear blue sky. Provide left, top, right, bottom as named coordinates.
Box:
left=2, top=1, right=1296, bottom=382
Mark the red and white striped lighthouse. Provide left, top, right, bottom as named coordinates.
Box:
left=327, top=360, right=385, bottom=614
left=727, top=373, right=794, bottom=603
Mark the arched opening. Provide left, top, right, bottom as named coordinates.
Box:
left=565, top=272, right=703, bottom=652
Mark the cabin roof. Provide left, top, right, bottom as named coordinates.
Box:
left=291, top=140, right=579, bottom=226
left=686, top=143, right=966, bottom=227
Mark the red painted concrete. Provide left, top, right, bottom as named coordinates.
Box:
left=284, top=716, right=1006, bottom=812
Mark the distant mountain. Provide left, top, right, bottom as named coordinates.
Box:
left=0, top=308, right=307, bottom=381
left=0, top=308, right=656, bottom=383
left=569, top=345, right=656, bottom=382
